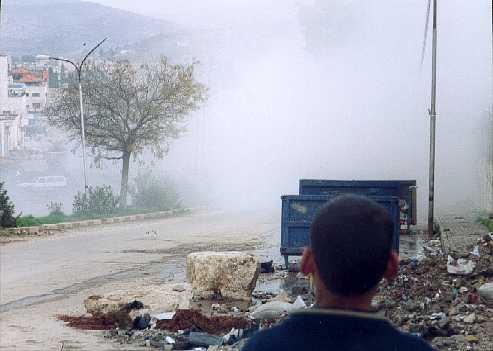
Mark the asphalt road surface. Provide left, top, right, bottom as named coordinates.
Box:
left=0, top=211, right=278, bottom=351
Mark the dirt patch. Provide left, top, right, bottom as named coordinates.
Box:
left=57, top=314, right=123, bottom=331
left=156, top=309, right=254, bottom=335
left=0, top=231, right=54, bottom=245
left=121, top=241, right=260, bottom=255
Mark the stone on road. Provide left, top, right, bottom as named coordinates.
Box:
left=187, top=251, right=260, bottom=301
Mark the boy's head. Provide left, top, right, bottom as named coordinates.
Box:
left=301, top=195, right=398, bottom=298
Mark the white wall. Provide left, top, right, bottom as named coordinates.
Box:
left=0, top=56, right=9, bottom=104
left=26, top=84, right=48, bottom=112
left=0, top=56, right=26, bottom=157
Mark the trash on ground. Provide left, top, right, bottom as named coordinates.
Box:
left=250, top=295, right=306, bottom=320
left=379, top=234, right=493, bottom=350
left=260, top=260, right=274, bottom=274
left=478, top=282, right=493, bottom=305
left=64, top=235, right=493, bottom=351
left=189, top=332, right=224, bottom=347
left=153, top=312, right=176, bottom=320
left=446, top=256, right=476, bottom=275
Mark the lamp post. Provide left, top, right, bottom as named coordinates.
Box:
left=50, top=38, right=107, bottom=191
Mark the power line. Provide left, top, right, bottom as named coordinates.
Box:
left=420, top=0, right=432, bottom=68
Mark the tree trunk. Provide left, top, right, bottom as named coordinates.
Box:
left=120, top=152, right=131, bottom=208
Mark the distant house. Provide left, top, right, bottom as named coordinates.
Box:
left=10, top=66, right=49, bottom=113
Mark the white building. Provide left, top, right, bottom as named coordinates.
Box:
left=0, top=55, right=26, bottom=158
left=10, top=66, right=48, bottom=113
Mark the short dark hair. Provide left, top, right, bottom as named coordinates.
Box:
left=310, top=195, right=394, bottom=297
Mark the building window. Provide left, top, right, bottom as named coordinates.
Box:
left=31, top=92, right=41, bottom=97
left=32, top=103, right=41, bottom=109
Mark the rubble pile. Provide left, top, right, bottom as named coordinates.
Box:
left=58, top=314, right=124, bottom=331
left=57, top=300, right=146, bottom=330
left=378, top=235, right=493, bottom=351
left=155, top=309, right=254, bottom=334
left=58, top=253, right=273, bottom=350
left=58, top=238, right=493, bottom=350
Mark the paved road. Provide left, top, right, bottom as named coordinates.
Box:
left=0, top=211, right=278, bottom=351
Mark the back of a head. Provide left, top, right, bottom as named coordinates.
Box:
left=310, top=195, right=394, bottom=297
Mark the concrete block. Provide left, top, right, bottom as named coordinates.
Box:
left=187, top=251, right=259, bottom=302
left=42, top=224, right=58, bottom=231
left=102, top=218, right=114, bottom=224
left=84, top=283, right=192, bottom=316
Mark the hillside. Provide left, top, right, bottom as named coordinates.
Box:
left=0, top=0, right=183, bottom=56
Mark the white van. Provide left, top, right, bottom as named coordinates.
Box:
left=18, top=176, right=68, bottom=188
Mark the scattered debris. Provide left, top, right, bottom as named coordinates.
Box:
left=155, top=309, right=253, bottom=335
left=260, top=260, right=274, bottom=274
left=173, top=284, right=187, bottom=292
left=478, top=282, right=493, bottom=305
left=471, top=245, right=480, bottom=257
left=251, top=295, right=306, bottom=320
left=250, top=300, right=293, bottom=320
left=189, top=332, right=224, bottom=347
left=379, top=234, right=493, bottom=350
left=133, top=313, right=151, bottom=330
left=63, top=239, right=493, bottom=351
left=57, top=314, right=123, bottom=330
left=164, top=336, right=175, bottom=344
left=223, top=328, right=243, bottom=345
left=287, top=262, right=301, bottom=273
left=152, top=312, right=176, bottom=320
left=446, top=256, right=476, bottom=275
left=463, top=312, right=476, bottom=324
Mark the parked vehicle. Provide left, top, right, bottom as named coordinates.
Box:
left=17, top=176, right=68, bottom=188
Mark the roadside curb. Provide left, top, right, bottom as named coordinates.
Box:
left=3, top=209, right=189, bottom=236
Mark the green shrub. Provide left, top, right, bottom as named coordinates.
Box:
left=16, top=215, right=41, bottom=227
left=16, top=214, right=68, bottom=227
left=130, top=172, right=180, bottom=211
left=0, top=182, right=17, bottom=228
left=480, top=218, right=493, bottom=232
left=73, top=185, right=119, bottom=217
left=47, top=201, right=64, bottom=217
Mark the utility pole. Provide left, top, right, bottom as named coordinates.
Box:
left=50, top=38, right=107, bottom=191
left=490, top=0, right=493, bottom=213
left=428, top=0, right=438, bottom=237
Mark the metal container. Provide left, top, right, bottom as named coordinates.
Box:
left=280, top=194, right=400, bottom=267
left=299, top=179, right=417, bottom=233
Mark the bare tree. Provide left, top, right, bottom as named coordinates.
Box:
left=48, top=58, right=207, bottom=206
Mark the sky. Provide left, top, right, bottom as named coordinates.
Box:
left=90, top=0, right=304, bottom=28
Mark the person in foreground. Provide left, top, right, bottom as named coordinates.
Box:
left=242, top=195, right=435, bottom=351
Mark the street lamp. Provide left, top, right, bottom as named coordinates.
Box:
left=49, top=38, right=108, bottom=191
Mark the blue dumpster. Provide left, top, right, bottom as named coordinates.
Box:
left=299, top=179, right=417, bottom=234
left=280, top=194, right=400, bottom=267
